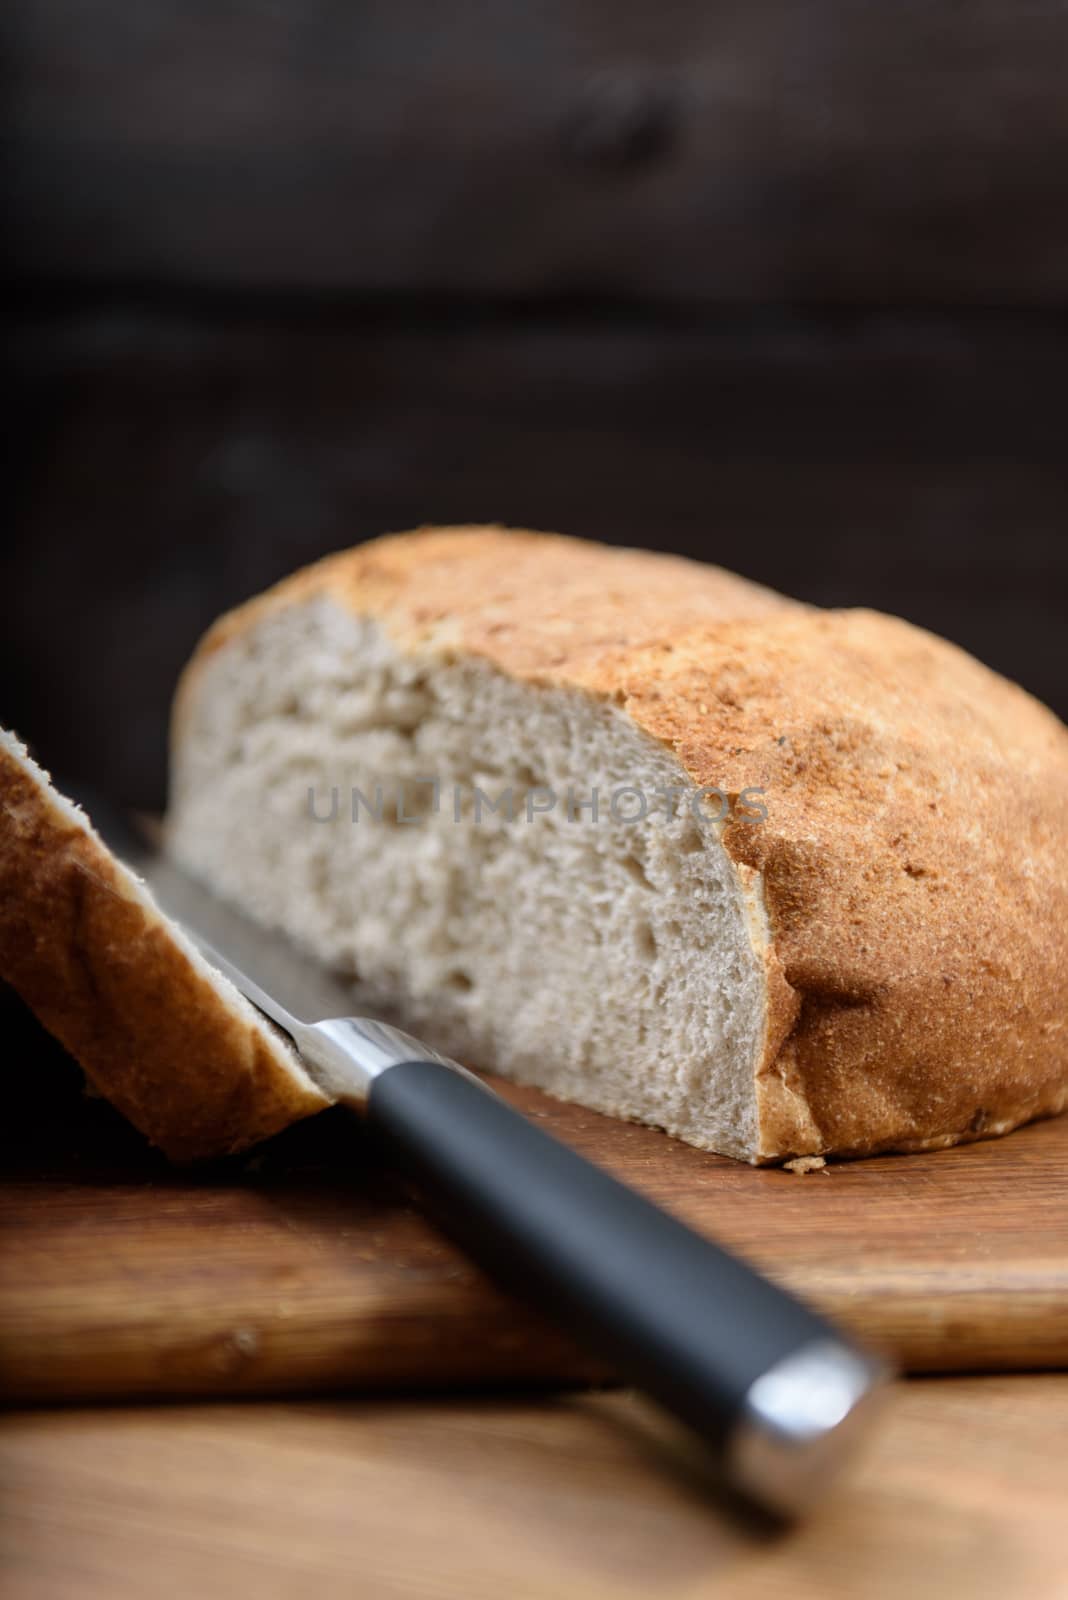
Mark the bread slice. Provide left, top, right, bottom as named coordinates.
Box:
left=0, top=730, right=328, bottom=1160
left=167, top=526, right=1068, bottom=1163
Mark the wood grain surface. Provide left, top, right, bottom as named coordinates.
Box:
left=2, top=1376, right=1067, bottom=1599
left=3, top=1012, right=1066, bottom=1400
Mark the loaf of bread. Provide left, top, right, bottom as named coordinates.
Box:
left=167, top=527, right=1068, bottom=1163
left=0, top=730, right=327, bottom=1159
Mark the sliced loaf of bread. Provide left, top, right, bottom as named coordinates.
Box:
left=166, top=527, right=1068, bottom=1162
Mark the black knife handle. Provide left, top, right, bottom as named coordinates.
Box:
left=366, top=1059, right=887, bottom=1516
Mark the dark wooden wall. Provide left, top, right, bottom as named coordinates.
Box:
left=6, top=1, right=1068, bottom=301
left=7, top=302, right=1067, bottom=807
left=3, top=4, right=1067, bottom=808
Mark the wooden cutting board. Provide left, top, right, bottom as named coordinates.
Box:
left=2, top=1007, right=1066, bottom=1400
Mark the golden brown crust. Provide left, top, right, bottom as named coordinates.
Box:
left=175, top=526, right=1068, bottom=1161
left=0, top=735, right=328, bottom=1161
left=171, top=527, right=800, bottom=735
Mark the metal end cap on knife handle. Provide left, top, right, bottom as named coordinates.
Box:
left=727, top=1339, right=892, bottom=1517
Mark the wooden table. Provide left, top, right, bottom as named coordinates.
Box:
left=3, top=1003, right=1068, bottom=1596
left=3, top=1375, right=1067, bottom=1598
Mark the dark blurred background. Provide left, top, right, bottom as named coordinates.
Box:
left=3, top=1, right=1067, bottom=810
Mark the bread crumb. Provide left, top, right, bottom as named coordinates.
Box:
left=783, top=1155, right=827, bottom=1175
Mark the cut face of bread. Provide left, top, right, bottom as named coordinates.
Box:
left=169, top=599, right=773, bottom=1160
left=0, top=729, right=328, bottom=1161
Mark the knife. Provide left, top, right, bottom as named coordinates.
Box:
left=87, top=793, right=889, bottom=1517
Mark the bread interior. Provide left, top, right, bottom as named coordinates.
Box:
left=168, top=597, right=769, bottom=1157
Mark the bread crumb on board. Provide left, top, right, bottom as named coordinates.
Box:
left=783, top=1155, right=828, bottom=1176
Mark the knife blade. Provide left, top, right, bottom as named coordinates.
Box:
left=85, top=789, right=891, bottom=1518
